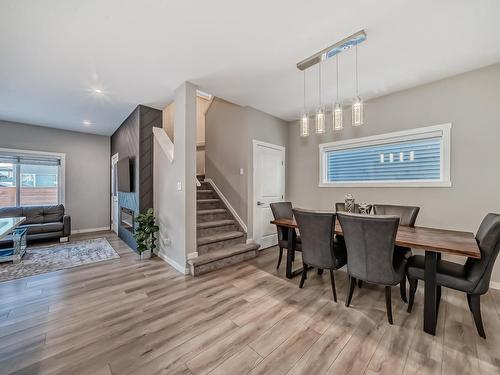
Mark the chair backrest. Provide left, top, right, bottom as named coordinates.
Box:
left=270, top=202, right=294, bottom=242
left=373, top=204, right=419, bottom=227
left=293, top=208, right=336, bottom=269
left=335, top=202, right=372, bottom=214
left=337, top=213, right=400, bottom=284
left=465, top=213, right=500, bottom=295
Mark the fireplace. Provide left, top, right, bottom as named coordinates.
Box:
left=120, top=207, right=135, bottom=232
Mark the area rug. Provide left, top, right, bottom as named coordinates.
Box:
left=0, top=238, right=119, bottom=282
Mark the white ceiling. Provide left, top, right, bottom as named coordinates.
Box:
left=1, top=0, right=500, bottom=136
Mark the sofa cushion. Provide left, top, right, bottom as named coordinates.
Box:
left=0, top=207, right=22, bottom=219
left=21, top=206, right=45, bottom=224
left=18, top=224, right=44, bottom=234
left=41, top=222, right=63, bottom=233
left=42, top=205, right=64, bottom=223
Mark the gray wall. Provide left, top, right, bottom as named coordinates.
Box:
left=205, top=99, right=288, bottom=238
left=0, top=120, right=110, bottom=231
left=287, top=62, right=500, bottom=282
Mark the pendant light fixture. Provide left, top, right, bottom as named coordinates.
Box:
left=333, top=55, right=343, bottom=131
left=316, top=59, right=325, bottom=134
left=300, top=70, right=309, bottom=137
left=352, top=43, right=364, bottom=126
left=296, top=30, right=367, bottom=136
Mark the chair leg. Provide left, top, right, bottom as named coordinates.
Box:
left=469, top=294, right=486, bottom=339
left=317, top=268, right=324, bottom=275
left=400, top=276, right=408, bottom=303
left=385, top=286, right=393, bottom=325
left=407, top=278, right=418, bottom=313
left=276, top=247, right=283, bottom=270
left=436, top=285, right=442, bottom=315
left=329, top=269, right=337, bottom=302
left=466, top=293, right=472, bottom=311
left=346, top=276, right=356, bottom=307
left=299, top=263, right=307, bottom=289
left=358, top=280, right=363, bottom=288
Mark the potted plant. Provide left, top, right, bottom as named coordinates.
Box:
left=133, top=208, right=159, bottom=260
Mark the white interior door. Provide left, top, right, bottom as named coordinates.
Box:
left=253, top=140, right=285, bottom=249
left=111, top=153, right=119, bottom=234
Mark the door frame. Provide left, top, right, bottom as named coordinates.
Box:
left=252, top=140, right=286, bottom=248
left=111, top=153, right=119, bottom=234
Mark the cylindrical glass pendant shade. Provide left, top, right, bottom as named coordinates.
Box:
left=333, top=102, right=343, bottom=131
left=352, top=96, right=364, bottom=126
left=300, top=113, right=309, bottom=137
left=316, top=107, right=325, bottom=134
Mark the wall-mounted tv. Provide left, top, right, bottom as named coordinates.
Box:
left=117, top=157, right=133, bottom=192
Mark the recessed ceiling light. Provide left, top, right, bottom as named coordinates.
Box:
left=93, top=88, right=103, bottom=94
left=83, top=120, right=92, bottom=126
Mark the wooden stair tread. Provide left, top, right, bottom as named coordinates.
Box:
left=188, top=243, right=260, bottom=266
left=197, top=219, right=235, bottom=229
left=197, top=208, right=226, bottom=215
left=197, top=198, right=220, bottom=203
left=196, top=189, right=213, bottom=194
left=197, top=231, right=244, bottom=246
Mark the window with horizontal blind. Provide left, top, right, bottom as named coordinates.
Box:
left=319, top=124, right=451, bottom=187
left=0, top=149, right=65, bottom=208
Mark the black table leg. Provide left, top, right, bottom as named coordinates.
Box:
left=424, top=251, right=438, bottom=335
left=285, top=227, right=303, bottom=279
left=285, top=227, right=294, bottom=279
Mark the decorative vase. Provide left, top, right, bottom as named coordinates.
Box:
left=358, top=202, right=370, bottom=215
left=345, top=194, right=355, bottom=213
left=138, top=249, right=152, bottom=260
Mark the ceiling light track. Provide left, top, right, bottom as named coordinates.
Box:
left=296, top=30, right=366, bottom=71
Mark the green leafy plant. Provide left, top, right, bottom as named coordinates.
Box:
left=133, top=208, right=159, bottom=254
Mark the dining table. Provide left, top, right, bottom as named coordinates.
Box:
left=270, top=216, right=481, bottom=336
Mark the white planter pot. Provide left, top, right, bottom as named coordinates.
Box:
left=138, top=249, right=152, bottom=260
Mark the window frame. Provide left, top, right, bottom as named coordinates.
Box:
left=0, top=147, right=66, bottom=206
left=318, top=123, right=452, bottom=188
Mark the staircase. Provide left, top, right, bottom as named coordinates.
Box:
left=188, top=179, right=260, bottom=276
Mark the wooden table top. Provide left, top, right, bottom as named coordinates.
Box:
left=270, top=217, right=481, bottom=259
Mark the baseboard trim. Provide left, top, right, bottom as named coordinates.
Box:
left=72, top=226, right=111, bottom=234
left=490, top=281, right=500, bottom=290
left=204, top=178, right=248, bottom=233
left=158, top=250, right=189, bottom=275
left=187, top=251, right=198, bottom=260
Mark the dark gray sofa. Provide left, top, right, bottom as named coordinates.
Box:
left=0, top=205, right=71, bottom=248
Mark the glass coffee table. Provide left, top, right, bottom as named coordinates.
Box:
left=0, top=217, right=27, bottom=263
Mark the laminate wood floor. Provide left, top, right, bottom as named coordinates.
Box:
left=1, top=231, right=500, bottom=375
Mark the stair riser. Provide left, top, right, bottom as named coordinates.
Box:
left=196, top=192, right=218, bottom=199
left=197, top=201, right=222, bottom=210
left=190, top=249, right=258, bottom=276
left=197, top=212, right=231, bottom=223
left=197, top=183, right=211, bottom=191
left=196, top=224, right=240, bottom=238
left=197, top=236, right=246, bottom=255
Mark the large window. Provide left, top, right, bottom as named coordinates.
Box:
left=319, top=124, right=451, bottom=187
left=0, top=149, right=65, bottom=208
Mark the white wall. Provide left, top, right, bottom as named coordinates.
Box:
left=0, top=120, right=110, bottom=231
left=154, top=82, right=197, bottom=273
left=287, top=63, right=500, bottom=283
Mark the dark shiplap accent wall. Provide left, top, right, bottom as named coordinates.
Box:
left=111, top=105, right=162, bottom=250
left=139, top=106, right=162, bottom=212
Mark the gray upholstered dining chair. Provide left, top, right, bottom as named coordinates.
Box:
left=293, top=208, right=347, bottom=302
left=373, top=204, right=420, bottom=301
left=407, top=213, right=500, bottom=338
left=337, top=212, right=406, bottom=324
left=270, top=202, right=301, bottom=270
left=336, top=202, right=373, bottom=289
